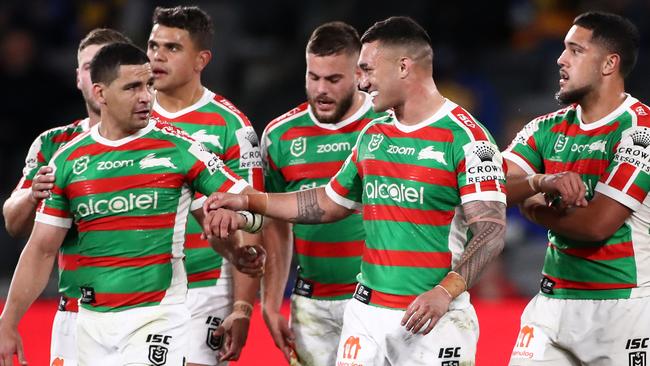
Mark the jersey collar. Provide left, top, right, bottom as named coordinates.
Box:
left=576, top=93, right=637, bottom=131
left=393, top=99, right=456, bottom=133
left=307, top=92, right=373, bottom=130
left=152, top=87, right=215, bottom=119
left=91, top=119, right=155, bottom=147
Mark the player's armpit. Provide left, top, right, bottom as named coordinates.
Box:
left=454, top=200, right=506, bottom=289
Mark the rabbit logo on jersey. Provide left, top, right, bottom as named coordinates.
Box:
left=614, top=127, right=650, bottom=174
left=463, top=141, right=505, bottom=184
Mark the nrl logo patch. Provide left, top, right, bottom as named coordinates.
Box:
left=148, top=345, right=168, bottom=366
left=73, top=155, right=90, bottom=175
left=290, top=137, right=307, bottom=157
left=554, top=134, right=568, bottom=153
left=367, top=134, right=384, bottom=152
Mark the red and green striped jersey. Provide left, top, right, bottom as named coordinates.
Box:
left=35, top=120, right=248, bottom=312
left=262, top=93, right=385, bottom=300
left=16, top=118, right=90, bottom=300
left=326, top=99, right=506, bottom=309
left=152, top=88, right=263, bottom=289
left=503, top=95, right=650, bottom=300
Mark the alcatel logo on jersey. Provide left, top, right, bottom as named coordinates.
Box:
left=290, top=137, right=307, bottom=157
left=98, top=159, right=134, bottom=170
left=317, top=142, right=351, bottom=153
left=387, top=145, right=415, bottom=155
left=140, top=153, right=177, bottom=169
left=570, top=140, right=606, bottom=154
left=365, top=180, right=424, bottom=204
left=76, top=192, right=159, bottom=218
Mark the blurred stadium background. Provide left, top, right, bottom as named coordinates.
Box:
left=0, top=0, right=648, bottom=364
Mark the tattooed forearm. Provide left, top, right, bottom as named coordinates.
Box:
left=453, top=200, right=506, bottom=289
left=291, top=189, right=326, bottom=224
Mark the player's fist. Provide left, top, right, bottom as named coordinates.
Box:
left=30, top=166, right=55, bottom=202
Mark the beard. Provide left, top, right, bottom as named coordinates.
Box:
left=555, top=84, right=592, bottom=105
left=81, top=88, right=101, bottom=116
left=308, top=89, right=355, bottom=124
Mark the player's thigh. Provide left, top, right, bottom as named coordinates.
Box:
left=291, top=295, right=346, bottom=366
left=388, top=306, right=479, bottom=366
left=185, top=284, right=232, bottom=366
left=335, top=300, right=385, bottom=366
left=77, top=309, right=121, bottom=366
left=122, top=303, right=190, bottom=366
left=50, top=310, right=78, bottom=366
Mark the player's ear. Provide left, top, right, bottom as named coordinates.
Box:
left=602, top=53, right=620, bottom=76
left=92, top=83, right=106, bottom=105
left=76, top=68, right=82, bottom=90
left=195, top=50, right=212, bottom=72
left=399, top=57, right=411, bottom=79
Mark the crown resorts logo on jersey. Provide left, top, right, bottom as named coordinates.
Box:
left=72, top=155, right=90, bottom=175
left=367, top=134, right=384, bottom=152
left=191, top=129, right=223, bottom=149
left=188, top=142, right=224, bottom=175
left=236, top=126, right=262, bottom=169
left=290, top=137, right=307, bottom=157
left=139, top=153, right=177, bottom=169
left=463, top=141, right=505, bottom=184
left=614, top=127, right=650, bottom=174
left=418, top=146, right=447, bottom=165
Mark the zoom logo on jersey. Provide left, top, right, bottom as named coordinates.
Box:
left=317, top=142, right=351, bottom=153
left=365, top=180, right=424, bottom=204
left=147, top=334, right=171, bottom=366
left=464, top=141, right=505, bottom=184
left=387, top=145, right=415, bottom=155
left=98, top=159, right=134, bottom=170
left=76, top=192, right=159, bottom=218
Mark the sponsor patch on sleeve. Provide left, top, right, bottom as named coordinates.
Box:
left=236, top=126, right=263, bottom=169
left=462, top=141, right=505, bottom=184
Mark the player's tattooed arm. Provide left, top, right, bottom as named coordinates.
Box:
left=291, top=189, right=326, bottom=224
left=453, top=200, right=506, bottom=288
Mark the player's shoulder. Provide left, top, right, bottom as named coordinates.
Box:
left=151, top=120, right=196, bottom=145
left=625, top=98, right=650, bottom=128
left=264, top=102, right=310, bottom=136
left=531, top=104, right=577, bottom=128
left=209, top=93, right=253, bottom=127
left=444, top=102, right=495, bottom=143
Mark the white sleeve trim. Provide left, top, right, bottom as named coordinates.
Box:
left=502, top=151, right=536, bottom=175
left=595, top=182, right=643, bottom=211
left=325, top=183, right=362, bottom=210
left=460, top=191, right=507, bottom=205
left=228, top=180, right=249, bottom=194
left=35, top=212, right=72, bottom=229
left=190, top=196, right=208, bottom=211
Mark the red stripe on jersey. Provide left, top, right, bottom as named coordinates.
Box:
left=631, top=102, right=650, bottom=127
left=627, top=182, right=648, bottom=203
left=65, top=174, right=184, bottom=199
left=37, top=151, right=46, bottom=163
left=543, top=274, right=635, bottom=290
left=187, top=160, right=205, bottom=182
left=294, top=238, right=364, bottom=258
left=267, top=103, right=308, bottom=129
left=52, top=131, right=82, bottom=144
left=252, top=168, right=264, bottom=190
left=310, top=281, right=357, bottom=298
left=185, top=234, right=210, bottom=249
left=92, top=290, right=166, bottom=308
left=451, top=106, right=487, bottom=140
left=363, top=205, right=454, bottom=226
left=544, top=159, right=609, bottom=176
left=365, top=124, right=454, bottom=143
left=188, top=268, right=222, bottom=283
left=279, top=119, right=373, bottom=140
left=59, top=253, right=172, bottom=271
left=329, top=179, right=350, bottom=198
left=213, top=95, right=253, bottom=126
left=368, top=288, right=416, bottom=309
left=18, top=178, right=31, bottom=190
left=607, top=164, right=637, bottom=191
left=281, top=161, right=344, bottom=181
left=67, top=139, right=176, bottom=160
left=60, top=297, right=79, bottom=312
left=77, top=213, right=176, bottom=232
left=460, top=184, right=478, bottom=196
left=550, top=242, right=634, bottom=261
left=223, top=145, right=239, bottom=161
left=359, top=159, right=456, bottom=187
left=153, top=110, right=226, bottom=126
left=550, top=120, right=620, bottom=137
left=267, top=155, right=279, bottom=171
left=39, top=206, right=70, bottom=219
left=363, top=247, right=451, bottom=268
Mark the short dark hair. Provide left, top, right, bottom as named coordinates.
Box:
left=574, top=11, right=640, bottom=77
left=78, top=28, right=131, bottom=53
left=361, top=16, right=431, bottom=48
left=90, top=43, right=150, bottom=85
left=152, top=6, right=214, bottom=50
left=307, top=21, right=361, bottom=56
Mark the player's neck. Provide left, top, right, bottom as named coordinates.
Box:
left=337, top=91, right=366, bottom=122
left=87, top=108, right=101, bottom=127
left=156, top=80, right=205, bottom=113
left=98, top=115, right=140, bottom=140
left=579, top=85, right=627, bottom=124
left=394, top=80, right=445, bottom=125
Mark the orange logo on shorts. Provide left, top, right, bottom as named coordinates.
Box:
left=343, top=336, right=362, bottom=360
left=52, top=358, right=64, bottom=366
left=518, top=325, right=535, bottom=348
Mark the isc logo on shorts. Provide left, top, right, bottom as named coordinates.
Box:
left=146, top=334, right=171, bottom=365
left=206, top=316, right=224, bottom=351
